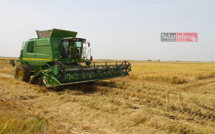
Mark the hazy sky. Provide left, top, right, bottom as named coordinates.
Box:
left=1, top=0, right=215, bottom=61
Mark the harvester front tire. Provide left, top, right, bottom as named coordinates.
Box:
left=15, top=64, right=31, bottom=82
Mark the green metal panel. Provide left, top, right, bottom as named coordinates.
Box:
left=36, top=38, right=50, bottom=46
left=22, top=40, right=36, bottom=65
left=51, top=37, right=61, bottom=59
left=35, top=38, right=53, bottom=66
left=54, top=65, right=59, bottom=75
left=51, top=29, right=77, bottom=38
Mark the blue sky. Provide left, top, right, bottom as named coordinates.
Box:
left=1, top=0, right=215, bottom=61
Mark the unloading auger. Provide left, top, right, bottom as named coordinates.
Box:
left=13, top=29, right=131, bottom=87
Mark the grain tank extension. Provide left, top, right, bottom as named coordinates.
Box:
left=14, top=29, right=131, bottom=87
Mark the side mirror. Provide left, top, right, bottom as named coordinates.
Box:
left=88, top=42, right=90, bottom=47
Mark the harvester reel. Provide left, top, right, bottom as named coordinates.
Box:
left=14, top=64, right=31, bottom=82
left=118, top=61, right=131, bottom=72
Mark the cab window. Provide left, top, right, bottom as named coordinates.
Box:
left=27, top=41, right=35, bottom=53
left=61, top=41, right=69, bottom=58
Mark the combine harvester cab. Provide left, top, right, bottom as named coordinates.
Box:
left=15, top=29, right=131, bottom=87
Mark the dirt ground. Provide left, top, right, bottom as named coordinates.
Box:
left=0, top=58, right=215, bottom=134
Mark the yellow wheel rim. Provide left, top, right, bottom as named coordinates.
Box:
left=17, top=69, right=22, bottom=79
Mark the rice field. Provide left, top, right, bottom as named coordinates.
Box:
left=0, top=58, right=215, bottom=133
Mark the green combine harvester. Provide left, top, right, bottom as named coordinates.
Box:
left=13, top=29, right=131, bottom=87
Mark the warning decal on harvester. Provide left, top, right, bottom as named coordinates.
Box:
left=43, top=76, right=47, bottom=84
